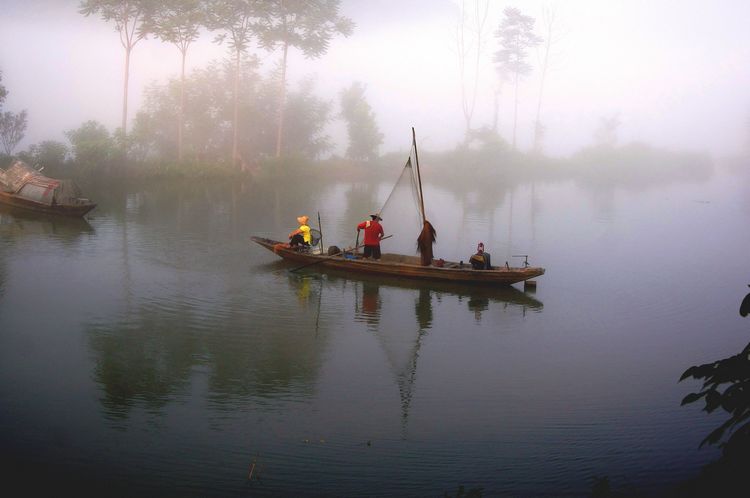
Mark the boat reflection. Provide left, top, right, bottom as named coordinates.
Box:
left=85, top=264, right=542, bottom=425
left=338, top=271, right=543, bottom=325
left=325, top=272, right=543, bottom=433
left=0, top=203, right=94, bottom=243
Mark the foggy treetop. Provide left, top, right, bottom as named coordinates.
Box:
left=1, top=0, right=749, bottom=158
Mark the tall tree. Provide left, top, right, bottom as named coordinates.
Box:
left=456, top=0, right=489, bottom=143
left=0, top=110, right=28, bottom=155
left=339, top=82, right=383, bottom=161
left=532, top=7, right=562, bottom=154
left=493, top=7, right=542, bottom=149
left=79, top=0, right=155, bottom=136
left=261, top=0, right=354, bottom=158
left=206, top=0, right=265, bottom=168
left=152, top=0, right=205, bottom=162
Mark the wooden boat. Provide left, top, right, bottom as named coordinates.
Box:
left=251, top=236, right=545, bottom=286
left=0, top=161, right=96, bottom=217
left=252, top=128, right=545, bottom=287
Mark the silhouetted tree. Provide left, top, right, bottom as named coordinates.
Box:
left=680, top=343, right=750, bottom=456
left=151, top=0, right=205, bottom=162
left=493, top=7, right=542, bottom=149
left=676, top=287, right=750, bottom=496
left=260, top=0, right=354, bottom=158
left=79, top=0, right=155, bottom=136
left=0, top=110, right=28, bottom=155
left=339, top=82, right=382, bottom=161
left=205, top=0, right=265, bottom=168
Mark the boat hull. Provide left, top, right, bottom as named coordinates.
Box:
left=251, top=236, right=544, bottom=286
left=0, top=191, right=96, bottom=217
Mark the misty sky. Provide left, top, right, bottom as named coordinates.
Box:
left=1, top=0, right=749, bottom=157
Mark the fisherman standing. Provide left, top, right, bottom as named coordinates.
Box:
left=356, top=214, right=384, bottom=260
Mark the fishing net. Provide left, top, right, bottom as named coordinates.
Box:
left=377, top=147, right=425, bottom=255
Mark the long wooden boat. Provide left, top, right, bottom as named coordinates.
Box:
left=251, top=236, right=545, bottom=286
left=0, top=161, right=96, bottom=217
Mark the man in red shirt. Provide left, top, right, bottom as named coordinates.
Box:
left=356, top=214, right=384, bottom=260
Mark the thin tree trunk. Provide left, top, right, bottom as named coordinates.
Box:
left=533, top=12, right=553, bottom=153
left=233, top=47, right=240, bottom=168
left=492, top=88, right=499, bottom=134
left=122, top=46, right=131, bottom=135
left=457, top=1, right=469, bottom=141
left=275, top=40, right=289, bottom=158
left=178, top=49, right=186, bottom=162
left=512, top=70, right=519, bottom=149
left=469, top=0, right=486, bottom=134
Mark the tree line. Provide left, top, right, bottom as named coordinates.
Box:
left=78, top=0, right=384, bottom=169
left=1, top=0, right=385, bottom=176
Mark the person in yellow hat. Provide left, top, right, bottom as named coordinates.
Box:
left=288, top=215, right=312, bottom=248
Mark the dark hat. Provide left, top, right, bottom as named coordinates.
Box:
left=370, top=213, right=382, bottom=221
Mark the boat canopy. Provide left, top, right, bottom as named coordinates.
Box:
left=0, top=161, right=84, bottom=206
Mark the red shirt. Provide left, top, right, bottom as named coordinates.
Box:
left=357, top=220, right=384, bottom=245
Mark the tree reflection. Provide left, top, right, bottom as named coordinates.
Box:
left=677, top=287, right=750, bottom=496
left=88, top=304, right=197, bottom=420
left=86, top=276, right=330, bottom=420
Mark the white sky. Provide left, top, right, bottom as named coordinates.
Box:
left=1, top=0, right=749, bottom=157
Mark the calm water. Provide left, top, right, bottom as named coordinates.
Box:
left=1, top=162, right=749, bottom=496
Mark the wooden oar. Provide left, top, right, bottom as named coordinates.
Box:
left=289, top=235, right=392, bottom=273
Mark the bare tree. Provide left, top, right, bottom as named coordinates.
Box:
left=79, top=0, right=154, bottom=136
left=493, top=7, right=542, bottom=149
left=0, top=110, right=28, bottom=155
left=456, top=0, right=489, bottom=144
left=532, top=6, right=564, bottom=154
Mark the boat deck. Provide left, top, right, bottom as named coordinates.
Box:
left=251, top=236, right=544, bottom=286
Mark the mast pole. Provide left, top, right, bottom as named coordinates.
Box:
left=317, top=211, right=323, bottom=255
left=413, top=127, right=426, bottom=224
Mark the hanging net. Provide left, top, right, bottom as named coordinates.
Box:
left=375, top=138, right=436, bottom=261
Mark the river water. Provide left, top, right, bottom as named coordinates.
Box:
left=0, top=160, right=748, bottom=496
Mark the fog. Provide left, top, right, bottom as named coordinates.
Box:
left=1, top=0, right=749, bottom=158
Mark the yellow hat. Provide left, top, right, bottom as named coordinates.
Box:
left=297, top=215, right=309, bottom=225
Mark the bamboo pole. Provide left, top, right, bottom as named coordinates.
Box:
left=317, top=211, right=323, bottom=255
left=412, top=127, right=426, bottom=224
